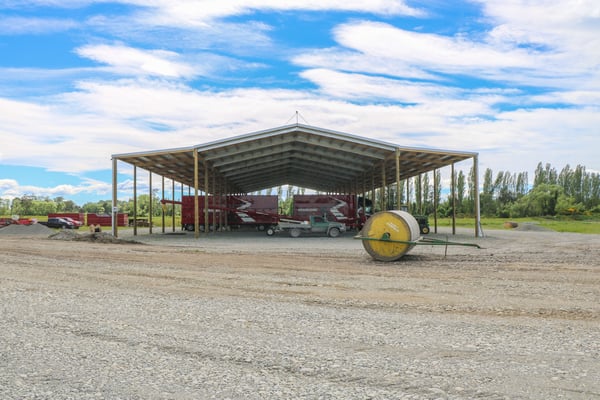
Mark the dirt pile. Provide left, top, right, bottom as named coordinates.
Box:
left=0, top=223, right=54, bottom=236
left=48, top=230, right=142, bottom=244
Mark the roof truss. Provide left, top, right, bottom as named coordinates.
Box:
left=113, top=124, right=477, bottom=194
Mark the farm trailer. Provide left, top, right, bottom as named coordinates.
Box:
left=178, top=195, right=279, bottom=232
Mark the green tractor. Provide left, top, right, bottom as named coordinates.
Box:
left=398, top=205, right=430, bottom=234
left=413, top=215, right=430, bottom=235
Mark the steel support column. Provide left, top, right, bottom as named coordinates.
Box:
left=451, top=163, right=456, bottom=235
left=111, top=157, right=118, bottom=237
left=161, top=176, right=165, bottom=233
left=381, top=163, right=386, bottom=211
left=433, top=168, right=438, bottom=234
left=395, top=149, right=401, bottom=209
left=133, top=165, right=137, bottom=236
left=474, top=155, right=483, bottom=237
left=171, top=179, right=175, bottom=232
left=204, top=160, right=209, bottom=235
left=148, top=170, right=153, bottom=235
left=194, top=149, right=199, bottom=239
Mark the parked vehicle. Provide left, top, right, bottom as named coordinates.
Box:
left=413, top=215, right=430, bottom=234
left=0, top=217, right=14, bottom=227
left=41, top=217, right=78, bottom=229
left=179, top=195, right=279, bottom=231
left=176, top=194, right=370, bottom=235
left=48, top=213, right=85, bottom=225
left=61, top=216, right=84, bottom=227
left=0, top=217, right=34, bottom=226
left=267, top=215, right=346, bottom=238
left=398, top=205, right=430, bottom=234
left=292, top=194, right=370, bottom=230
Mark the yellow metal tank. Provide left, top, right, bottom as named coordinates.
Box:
left=360, top=210, right=421, bottom=261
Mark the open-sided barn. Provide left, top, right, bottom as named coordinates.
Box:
left=111, top=123, right=481, bottom=237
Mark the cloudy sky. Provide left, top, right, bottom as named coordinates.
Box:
left=0, top=0, right=599, bottom=205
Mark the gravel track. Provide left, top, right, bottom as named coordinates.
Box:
left=1, top=226, right=599, bottom=399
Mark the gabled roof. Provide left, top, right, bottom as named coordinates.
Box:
left=112, top=124, right=476, bottom=193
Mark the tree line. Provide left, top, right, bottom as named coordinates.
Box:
left=2, top=162, right=599, bottom=219
left=391, top=162, right=599, bottom=218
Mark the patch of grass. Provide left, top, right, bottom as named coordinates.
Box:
left=434, top=216, right=600, bottom=234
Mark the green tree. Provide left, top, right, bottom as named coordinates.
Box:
left=480, top=168, right=496, bottom=216
left=510, top=184, right=564, bottom=217
left=0, top=198, right=10, bottom=215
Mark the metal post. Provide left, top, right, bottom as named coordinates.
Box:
left=111, top=157, right=118, bottom=237
left=381, top=163, right=386, bottom=211
left=433, top=168, right=438, bottom=234
left=417, top=174, right=422, bottom=215
left=212, top=168, right=216, bottom=233
left=161, top=175, right=165, bottom=233
left=371, top=170, right=376, bottom=212
left=451, top=163, right=456, bottom=235
left=194, top=150, right=199, bottom=239
left=204, top=160, right=209, bottom=235
left=171, top=179, right=175, bottom=232
left=406, top=177, right=410, bottom=213
left=148, top=170, right=153, bottom=235
left=474, top=155, right=483, bottom=237
left=395, top=149, right=401, bottom=210
left=362, top=172, right=366, bottom=212
left=133, top=165, right=137, bottom=236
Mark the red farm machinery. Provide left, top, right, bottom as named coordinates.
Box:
left=175, top=194, right=371, bottom=235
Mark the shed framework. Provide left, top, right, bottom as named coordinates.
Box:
left=111, top=123, right=481, bottom=237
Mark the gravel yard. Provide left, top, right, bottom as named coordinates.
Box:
left=0, top=225, right=599, bottom=399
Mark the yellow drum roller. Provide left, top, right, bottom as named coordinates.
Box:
left=356, top=210, right=481, bottom=261
left=359, top=210, right=421, bottom=261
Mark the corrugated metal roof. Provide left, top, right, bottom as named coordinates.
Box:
left=112, top=123, right=477, bottom=193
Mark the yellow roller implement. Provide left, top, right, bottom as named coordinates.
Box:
left=359, top=210, right=421, bottom=261
left=356, top=210, right=481, bottom=261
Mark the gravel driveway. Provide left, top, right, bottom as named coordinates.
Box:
left=1, top=225, right=599, bottom=399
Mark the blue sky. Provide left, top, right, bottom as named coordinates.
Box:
left=1, top=0, right=599, bottom=206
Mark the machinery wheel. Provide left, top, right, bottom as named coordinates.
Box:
left=360, top=210, right=421, bottom=261
left=328, top=227, right=341, bottom=238
left=266, top=227, right=275, bottom=236
left=290, top=228, right=301, bottom=238
left=421, top=226, right=430, bottom=234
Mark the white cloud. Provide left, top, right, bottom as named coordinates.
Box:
left=299, top=68, right=460, bottom=103
left=334, top=21, right=535, bottom=70
left=0, top=16, right=78, bottom=34
left=291, top=0, right=600, bottom=91
left=3, top=77, right=597, bottom=176
left=130, top=0, right=423, bottom=27
left=1, top=0, right=599, bottom=201
left=76, top=44, right=199, bottom=78
left=0, top=177, right=111, bottom=200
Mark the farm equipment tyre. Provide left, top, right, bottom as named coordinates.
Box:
left=328, top=227, right=341, bottom=238
left=421, top=226, right=430, bottom=234
left=290, top=228, right=301, bottom=238
left=266, top=227, right=276, bottom=236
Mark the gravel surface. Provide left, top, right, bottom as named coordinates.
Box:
left=1, top=225, right=599, bottom=399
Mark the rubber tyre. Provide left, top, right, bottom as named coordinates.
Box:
left=421, top=226, right=430, bottom=234
left=266, top=227, right=275, bottom=236
left=290, top=228, right=301, bottom=238
left=328, top=227, right=341, bottom=238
